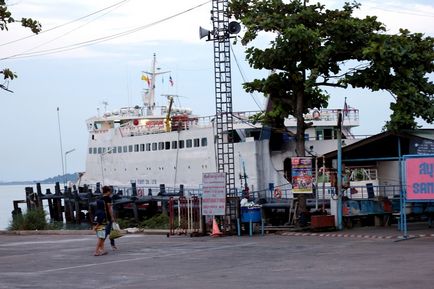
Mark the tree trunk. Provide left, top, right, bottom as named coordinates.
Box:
left=295, top=89, right=308, bottom=222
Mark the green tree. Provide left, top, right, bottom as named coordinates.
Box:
left=1, top=0, right=41, bottom=92
left=345, top=29, right=434, bottom=131
left=229, top=0, right=434, bottom=150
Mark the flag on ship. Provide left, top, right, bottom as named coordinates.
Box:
left=169, top=76, right=174, bottom=86
left=141, top=74, right=151, bottom=86
left=343, top=97, right=349, bottom=117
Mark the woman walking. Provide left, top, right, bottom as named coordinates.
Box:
left=102, top=186, right=117, bottom=250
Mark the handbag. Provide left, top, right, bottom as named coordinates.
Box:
left=109, top=222, right=123, bottom=239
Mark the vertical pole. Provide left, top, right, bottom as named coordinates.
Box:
left=47, top=193, right=54, bottom=221
left=315, top=157, right=318, bottom=210
left=57, top=107, right=65, bottom=186
left=322, top=156, right=326, bottom=212
left=337, top=111, right=343, bottom=230
left=398, top=137, right=406, bottom=233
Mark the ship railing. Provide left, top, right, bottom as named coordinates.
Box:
left=317, top=184, right=401, bottom=200
left=190, top=111, right=260, bottom=128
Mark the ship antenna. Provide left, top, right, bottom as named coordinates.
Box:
left=142, top=53, right=171, bottom=113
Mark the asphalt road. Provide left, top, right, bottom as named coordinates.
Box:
left=1, top=232, right=434, bottom=289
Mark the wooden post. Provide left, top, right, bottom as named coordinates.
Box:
left=131, top=182, right=137, bottom=197
left=36, top=183, right=43, bottom=208
left=25, top=187, right=34, bottom=211
left=64, top=188, right=73, bottom=223
left=12, top=200, right=24, bottom=218
left=54, top=182, right=63, bottom=222
left=46, top=188, right=55, bottom=221
left=132, top=202, right=139, bottom=222
left=74, top=190, right=81, bottom=224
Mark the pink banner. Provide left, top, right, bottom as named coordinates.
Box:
left=406, top=157, right=434, bottom=200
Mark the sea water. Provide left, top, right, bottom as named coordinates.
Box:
left=0, top=184, right=55, bottom=230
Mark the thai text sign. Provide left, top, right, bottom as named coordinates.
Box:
left=291, top=157, right=313, bottom=194
left=202, top=172, right=226, bottom=216
left=406, top=157, right=434, bottom=200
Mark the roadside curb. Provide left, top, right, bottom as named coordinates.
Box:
left=0, top=229, right=169, bottom=236
left=280, top=231, right=434, bottom=239
left=0, top=230, right=94, bottom=235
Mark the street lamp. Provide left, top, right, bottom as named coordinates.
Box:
left=64, top=148, right=76, bottom=185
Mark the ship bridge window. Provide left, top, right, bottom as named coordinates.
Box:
left=112, top=146, right=117, bottom=153
left=134, top=144, right=139, bottom=152
left=98, top=147, right=102, bottom=154
left=93, top=147, right=97, bottom=154
left=179, top=140, right=185, bottom=149
left=158, top=142, right=164, bottom=150
left=186, top=139, right=192, bottom=148
left=165, top=141, right=170, bottom=150
left=94, top=121, right=114, bottom=130
left=172, top=141, right=177, bottom=149
left=194, top=138, right=200, bottom=147
left=88, top=148, right=93, bottom=154
left=201, top=137, right=207, bottom=147
left=140, top=144, right=145, bottom=152
left=129, top=145, right=133, bottom=152
left=123, top=146, right=128, bottom=153
left=146, top=143, right=151, bottom=151
left=118, top=146, right=122, bottom=153
left=152, top=142, right=157, bottom=151
left=316, top=128, right=337, bottom=140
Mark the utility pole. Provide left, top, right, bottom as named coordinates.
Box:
left=337, top=110, right=343, bottom=230
left=57, top=107, right=65, bottom=185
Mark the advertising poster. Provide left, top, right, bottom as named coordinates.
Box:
left=202, top=172, right=226, bottom=216
left=291, top=157, right=313, bottom=194
left=406, top=157, right=434, bottom=200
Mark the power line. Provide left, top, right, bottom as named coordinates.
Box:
left=7, top=1, right=130, bottom=57
left=230, top=44, right=263, bottom=111
left=0, top=0, right=131, bottom=47
left=1, top=1, right=211, bottom=60
left=369, top=5, right=434, bottom=18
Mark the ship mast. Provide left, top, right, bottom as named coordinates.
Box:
left=142, top=53, right=170, bottom=114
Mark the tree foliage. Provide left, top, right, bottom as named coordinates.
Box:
left=345, top=29, right=434, bottom=131
left=229, top=0, right=434, bottom=154
left=1, top=0, right=41, bottom=91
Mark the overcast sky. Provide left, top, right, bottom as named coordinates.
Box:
left=0, top=0, right=433, bottom=182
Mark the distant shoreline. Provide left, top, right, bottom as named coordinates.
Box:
left=0, top=182, right=52, bottom=186
left=0, top=173, right=79, bottom=186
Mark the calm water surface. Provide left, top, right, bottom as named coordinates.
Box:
left=0, top=184, right=55, bottom=230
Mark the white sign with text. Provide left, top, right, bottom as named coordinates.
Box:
left=202, top=172, right=226, bottom=216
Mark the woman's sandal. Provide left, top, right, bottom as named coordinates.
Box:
left=111, top=245, right=118, bottom=251
left=94, top=251, right=108, bottom=256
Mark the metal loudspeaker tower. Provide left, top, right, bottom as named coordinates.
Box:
left=211, top=0, right=236, bottom=197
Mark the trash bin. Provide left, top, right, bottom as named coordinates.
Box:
left=241, top=207, right=261, bottom=223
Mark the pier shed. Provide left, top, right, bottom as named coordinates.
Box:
left=322, top=129, right=434, bottom=189
left=321, top=129, right=434, bottom=230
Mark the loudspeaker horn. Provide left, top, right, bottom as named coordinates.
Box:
left=199, top=26, right=211, bottom=40
left=228, top=21, right=241, bottom=34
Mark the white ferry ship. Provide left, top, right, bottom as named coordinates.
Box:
left=78, top=55, right=360, bottom=195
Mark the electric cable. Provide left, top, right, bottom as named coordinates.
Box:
left=1, top=1, right=210, bottom=60
left=230, top=43, right=264, bottom=111
left=0, top=0, right=131, bottom=47
left=10, top=1, right=129, bottom=57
